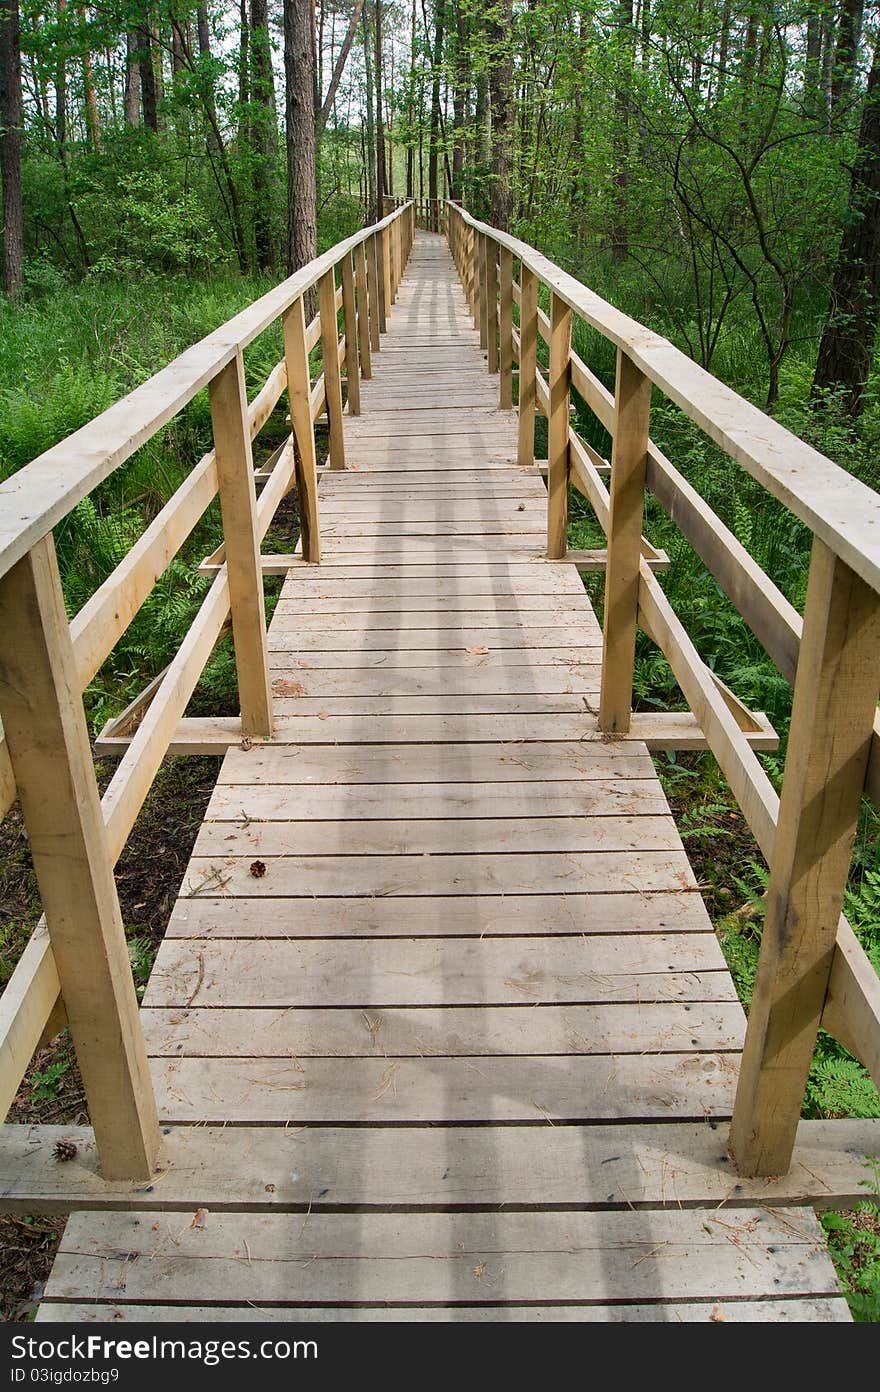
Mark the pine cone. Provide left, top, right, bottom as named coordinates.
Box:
left=53, top=1138, right=78, bottom=1162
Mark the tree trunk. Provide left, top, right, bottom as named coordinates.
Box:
left=284, top=0, right=317, bottom=273
left=56, top=0, right=67, bottom=151
left=374, top=0, right=386, bottom=220
left=124, top=30, right=140, bottom=125
left=427, top=0, right=444, bottom=207
left=406, top=0, right=416, bottom=198
left=250, top=0, right=278, bottom=271
left=79, top=7, right=101, bottom=152
left=486, top=0, right=514, bottom=230
left=0, top=0, right=23, bottom=296
left=830, top=0, right=864, bottom=120
left=316, top=0, right=365, bottom=137
left=812, top=32, right=880, bottom=416
left=451, top=0, right=468, bottom=201
left=362, top=2, right=376, bottom=218
left=611, top=0, right=633, bottom=262
left=139, top=25, right=158, bottom=131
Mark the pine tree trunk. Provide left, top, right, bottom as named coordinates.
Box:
left=124, top=30, right=140, bottom=125
left=486, top=0, right=513, bottom=230
left=56, top=0, right=67, bottom=150
left=812, top=33, right=880, bottom=416
left=362, top=3, right=376, bottom=218
left=374, top=0, right=386, bottom=220
left=284, top=0, right=317, bottom=273
left=451, top=0, right=468, bottom=201
left=611, top=0, right=633, bottom=262
left=139, top=25, right=158, bottom=131
left=0, top=0, right=24, bottom=296
left=250, top=0, right=278, bottom=271
left=79, top=7, right=102, bottom=153
left=427, top=0, right=444, bottom=207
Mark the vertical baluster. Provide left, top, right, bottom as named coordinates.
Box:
left=355, top=241, right=372, bottom=380
left=282, top=296, right=321, bottom=563
left=546, top=293, right=572, bottom=559
left=382, top=227, right=392, bottom=323
left=209, top=350, right=274, bottom=736
left=499, top=246, right=514, bottom=408
left=319, top=268, right=346, bottom=471
left=517, top=266, right=538, bottom=469
left=730, top=540, right=880, bottom=1176
left=340, top=251, right=360, bottom=417
left=486, top=239, right=499, bottom=375
left=368, top=232, right=383, bottom=346
left=598, top=350, right=652, bottom=734
left=478, top=234, right=489, bottom=352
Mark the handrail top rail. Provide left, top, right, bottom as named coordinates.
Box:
left=0, top=203, right=412, bottom=584
left=450, top=202, right=880, bottom=596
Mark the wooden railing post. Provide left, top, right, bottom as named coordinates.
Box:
left=730, top=540, right=880, bottom=1176
left=340, top=250, right=360, bottom=416
left=0, top=536, right=160, bottom=1180
left=382, top=227, right=392, bottom=322
left=598, top=349, right=652, bottom=734
left=469, top=227, right=479, bottom=328
left=368, top=232, right=383, bottom=346
left=478, top=234, right=489, bottom=351
left=546, top=292, right=572, bottom=559
left=209, top=350, right=274, bottom=736
left=499, top=246, right=514, bottom=408
left=486, top=237, right=499, bottom=375
left=282, top=296, right=321, bottom=562
left=517, top=265, right=538, bottom=468
left=355, top=241, right=372, bottom=380
left=319, top=268, right=346, bottom=470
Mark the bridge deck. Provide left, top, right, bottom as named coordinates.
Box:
left=39, top=233, right=849, bottom=1322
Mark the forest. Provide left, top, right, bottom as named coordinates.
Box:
left=1, top=0, right=880, bottom=1318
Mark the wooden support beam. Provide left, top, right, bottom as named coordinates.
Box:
left=0, top=538, right=159, bottom=1180
left=599, top=350, right=652, bottom=733
left=382, top=227, right=392, bottom=324
left=499, top=247, right=514, bottom=409
left=730, top=540, right=880, bottom=1177
left=478, top=234, right=489, bottom=350
left=355, top=241, right=372, bottom=381
left=517, top=267, right=538, bottom=469
left=340, top=252, right=360, bottom=416
left=209, top=352, right=274, bottom=738
left=318, top=270, right=346, bottom=471
left=546, top=293, right=572, bottom=560
left=282, top=298, right=321, bottom=564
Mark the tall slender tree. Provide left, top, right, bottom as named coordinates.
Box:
left=0, top=0, right=22, bottom=295
left=284, top=0, right=317, bottom=273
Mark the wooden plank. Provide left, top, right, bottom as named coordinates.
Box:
left=193, top=814, right=682, bottom=858
left=140, top=1002, right=743, bottom=1059
left=367, top=230, right=382, bottom=345
left=517, top=266, right=538, bottom=468
left=44, top=1208, right=838, bottom=1306
left=731, top=541, right=880, bottom=1176
left=33, top=1300, right=853, bottom=1322
left=146, top=935, right=728, bottom=1008
left=0, top=538, right=159, bottom=1179
left=217, top=740, right=657, bottom=785
left=499, top=245, right=514, bottom=407
left=206, top=778, right=668, bottom=821
left=270, top=646, right=603, bottom=670
left=823, top=919, right=880, bottom=1091
left=485, top=236, right=499, bottom=372
left=180, top=849, right=700, bottom=898
left=165, top=890, right=712, bottom=939
left=150, top=1052, right=738, bottom=1123
left=600, top=350, right=652, bottom=733
left=266, top=664, right=603, bottom=695
left=282, top=297, right=321, bottom=563
left=5, top=1119, right=875, bottom=1215
left=208, top=352, right=273, bottom=737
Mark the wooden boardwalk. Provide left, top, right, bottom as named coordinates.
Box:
left=38, top=233, right=851, bottom=1322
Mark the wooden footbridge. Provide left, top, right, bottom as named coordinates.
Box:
left=2, top=202, right=880, bottom=1322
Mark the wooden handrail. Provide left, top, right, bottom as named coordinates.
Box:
left=453, top=203, right=880, bottom=597
left=0, top=205, right=410, bottom=584
left=0, top=203, right=414, bottom=1178
left=447, top=200, right=880, bottom=1182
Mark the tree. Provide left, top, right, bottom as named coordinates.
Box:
left=486, top=0, right=513, bottom=230
left=813, top=28, right=880, bottom=415
left=284, top=0, right=317, bottom=273
left=0, top=0, right=23, bottom=296
left=249, top=0, right=279, bottom=271
left=374, top=0, right=385, bottom=218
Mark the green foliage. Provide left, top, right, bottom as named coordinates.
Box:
left=821, top=1164, right=880, bottom=1322
left=29, top=1056, right=72, bottom=1103
left=88, top=170, right=226, bottom=276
